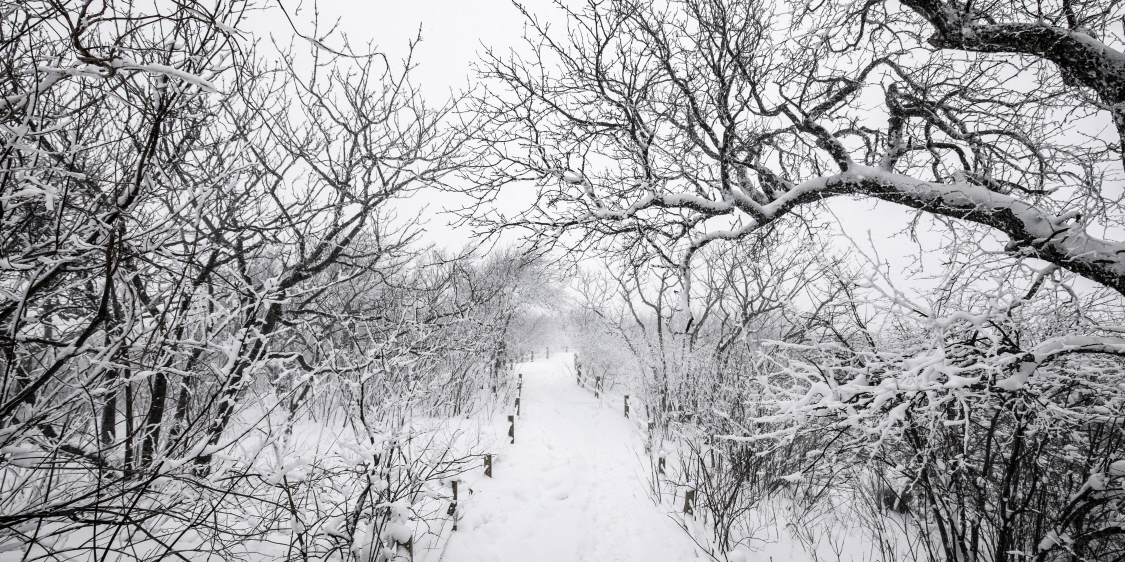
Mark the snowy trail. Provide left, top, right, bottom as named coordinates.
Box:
left=442, top=354, right=706, bottom=562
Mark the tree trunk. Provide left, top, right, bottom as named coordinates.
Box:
left=123, top=373, right=135, bottom=471
left=140, top=370, right=168, bottom=466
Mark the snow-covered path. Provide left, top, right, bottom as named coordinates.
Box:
left=442, top=354, right=706, bottom=562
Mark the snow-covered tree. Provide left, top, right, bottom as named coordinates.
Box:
left=465, top=1, right=1125, bottom=559
left=0, top=3, right=516, bottom=559
left=466, top=0, right=1124, bottom=304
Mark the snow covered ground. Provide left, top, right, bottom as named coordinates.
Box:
left=442, top=353, right=708, bottom=562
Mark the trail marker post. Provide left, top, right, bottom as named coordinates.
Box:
left=624, top=395, right=630, bottom=418
left=448, top=480, right=458, bottom=530
left=659, top=456, right=666, bottom=474
left=595, top=376, right=601, bottom=398
left=515, top=396, right=521, bottom=416
left=508, top=415, right=515, bottom=444
left=484, top=454, right=492, bottom=477
left=397, top=537, right=413, bottom=561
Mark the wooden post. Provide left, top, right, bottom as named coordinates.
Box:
left=508, top=415, right=515, bottom=444
left=684, top=489, right=695, bottom=516
left=448, top=480, right=458, bottom=530
left=515, top=396, right=521, bottom=416
left=659, top=456, right=666, bottom=474
left=624, top=395, right=629, bottom=418
left=595, top=376, right=601, bottom=398
left=484, top=454, right=492, bottom=477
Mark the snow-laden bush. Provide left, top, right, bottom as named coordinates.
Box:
left=753, top=255, right=1125, bottom=562
left=573, top=237, right=1125, bottom=562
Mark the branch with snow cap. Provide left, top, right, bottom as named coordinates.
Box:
left=996, top=335, right=1125, bottom=391
left=557, top=156, right=1125, bottom=307
left=666, top=165, right=1125, bottom=301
